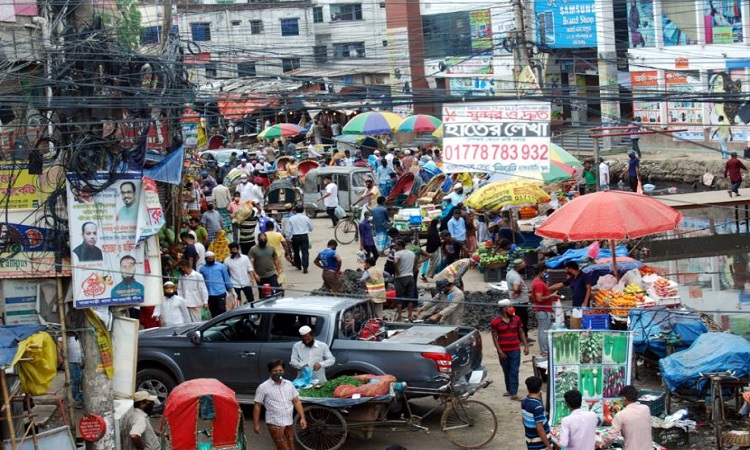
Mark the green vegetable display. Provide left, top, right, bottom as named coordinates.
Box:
left=579, top=333, right=603, bottom=364
left=298, top=376, right=364, bottom=398
left=554, top=367, right=579, bottom=398
left=553, top=332, right=580, bottom=365
left=579, top=366, right=602, bottom=398
left=603, top=333, right=628, bottom=364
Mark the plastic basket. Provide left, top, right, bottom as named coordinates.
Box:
left=652, top=426, right=689, bottom=447
left=581, top=313, right=610, bottom=330
left=638, top=390, right=665, bottom=417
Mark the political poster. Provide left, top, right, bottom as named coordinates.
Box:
left=548, top=330, right=634, bottom=427
left=67, top=173, right=162, bottom=308
left=441, top=101, right=551, bottom=174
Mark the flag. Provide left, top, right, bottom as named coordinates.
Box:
left=143, top=146, right=184, bottom=185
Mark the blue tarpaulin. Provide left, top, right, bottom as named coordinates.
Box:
left=544, top=245, right=630, bottom=269
left=0, top=325, right=45, bottom=367
left=660, top=332, right=750, bottom=392
left=629, top=308, right=706, bottom=358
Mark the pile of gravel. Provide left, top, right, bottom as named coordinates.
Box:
left=310, top=269, right=367, bottom=297
left=463, top=290, right=507, bottom=331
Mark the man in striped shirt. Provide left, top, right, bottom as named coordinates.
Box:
left=521, top=376, right=552, bottom=450
left=490, top=299, right=529, bottom=400
left=253, top=359, right=307, bottom=450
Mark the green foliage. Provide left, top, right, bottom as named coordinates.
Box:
left=113, top=0, right=143, bottom=50
left=298, top=376, right=364, bottom=398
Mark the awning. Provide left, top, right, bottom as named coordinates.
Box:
left=217, top=95, right=280, bottom=119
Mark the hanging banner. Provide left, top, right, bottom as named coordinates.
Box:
left=0, top=164, right=44, bottom=210
left=67, top=173, right=162, bottom=308
left=441, top=101, right=551, bottom=174
left=469, top=10, right=492, bottom=51
left=535, top=0, right=597, bottom=48
left=549, top=330, right=634, bottom=427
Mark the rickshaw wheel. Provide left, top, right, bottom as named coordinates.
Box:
left=305, top=208, right=318, bottom=219
left=294, top=405, right=347, bottom=450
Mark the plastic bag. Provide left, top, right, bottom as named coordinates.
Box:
left=334, top=205, right=346, bottom=219
left=293, top=366, right=313, bottom=388
left=201, top=308, right=211, bottom=320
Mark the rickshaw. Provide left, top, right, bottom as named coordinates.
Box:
left=303, top=166, right=374, bottom=218
left=273, top=155, right=298, bottom=178
left=417, top=173, right=447, bottom=205
left=265, top=178, right=302, bottom=222
left=297, top=160, right=320, bottom=181
left=386, top=172, right=420, bottom=208
left=160, top=378, right=246, bottom=450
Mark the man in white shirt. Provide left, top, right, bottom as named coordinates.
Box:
left=290, top=326, right=336, bottom=382
left=318, top=175, right=340, bottom=227
left=308, top=142, right=322, bottom=159
left=253, top=360, right=307, bottom=448
left=177, top=260, right=209, bottom=322
left=236, top=174, right=254, bottom=202
left=152, top=281, right=190, bottom=327
left=212, top=182, right=231, bottom=210
left=559, top=389, right=598, bottom=450
left=444, top=183, right=467, bottom=205
left=598, top=161, right=610, bottom=191
left=224, top=242, right=255, bottom=304
left=237, top=159, right=253, bottom=176
left=285, top=204, right=314, bottom=272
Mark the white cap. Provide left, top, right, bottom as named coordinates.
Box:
left=205, top=251, right=215, bottom=258
left=497, top=299, right=512, bottom=308
left=163, top=281, right=175, bottom=287
left=374, top=150, right=380, bottom=155
left=404, top=149, right=411, bottom=155
left=133, top=391, right=160, bottom=404
left=298, top=325, right=312, bottom=336
left=240, top=173, right=248, bottom=178
left=453, top=183, right=463, bottom=190
left=241, top=158, right=247, bottom=162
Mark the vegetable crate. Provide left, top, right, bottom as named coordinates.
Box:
left=581, top=313, right=610, bottom=330
left=638, top=389, right=665, bottom=417
left=652, top=426, right=689, bottom=447
left=483, top=268, right=506, bottom=282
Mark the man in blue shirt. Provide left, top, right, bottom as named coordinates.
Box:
left=359, top=211, right=378, bottom=262
left=549, top=261, right=592, bottom=308
left=314, top=240, right=343, bottom=293
left=371, top=196, right=390, bottom=254
left=521, top=376, right=552, bottom=450
left=621, top=150, right=640, bottom=192
left=447, top=209, right=467, bottom=260
left=199, top=251, right=233, bottom=318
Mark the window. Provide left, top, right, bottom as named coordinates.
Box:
left=190, top=22, right=211, bottom=42
left=333, top=42, right=365, bottom=58
left=205, top=62, right=217, bottom=78
left=216, top=0, right=234, bottom=4
left=382, top=40, right=388, bottom=47
left=280, top=18, right=299, bottom=36
left=281, top=58, right=300, bottom=72
left=250, top=20, right=263, bottom=35
left=313, top=45, right=327, bottom=63
left=231, top=20, right=241, bottom=26
left=270, top=314, right=323, bottom=341
left=422, top=12, right=473, bottom=59
left=141, top=26, right=161, bottom=45
left=237, top=61, right=256, bottom=77
left=339, top=304, right=370, bottom=339
left=330, top=4, right=362, bottom=21
left=313, top=6, right=324, bottom=23
left=202, top=313, right=262, bottom=342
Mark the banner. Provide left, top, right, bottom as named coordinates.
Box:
left=441, top=101, right=551, bottom=174
left=67, top=173, right=162, bottom=308
left=549, top=330, right=633, bottom=427
left=2, top=279, right=40, bottom=325
left=0, top=164, right=43, bottom=209
left=469, top=10, right=492, bottom=51
left=535, top=0, right=596, bottom=48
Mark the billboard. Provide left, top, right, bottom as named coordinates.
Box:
left=0, top=164, right=45, bottom=210
left=441, top=101, right=551, bottom=174
left=67, top=173, right=163, bottom=308
left=535, top=0, right=597, bottom=48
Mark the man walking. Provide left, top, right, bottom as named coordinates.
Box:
left=314, top=240, right=343, bottom=293
left=447, top=208, right=467, bottom=258
left=559, top=390, right=598, bottom=450
left=597, top=385, right=652, bottom=450
left=521, top=376, right=553, bottom=450
left=359, top=211, right=378, bottom=262
left=249, top=232, right=282, bottom=298
left=621, top=150, right=641, bottom=192
left=224, top=242, right=255, bottom=304
left=201, top=203, right=222, bottom=243
left=531, top=269, right=559, bottom=357
left=253, top=360, right=307, bottom=450
left=598, top=160, right=610, bottom=191
left=713, top=115, right=733, bottom=159
left=290, top=326, right=336, bottom=382
left=491, top=299, right=529, bottom=401
left=199, top=251, right=233, bottom=318
left=725, top=151, right=748, bottom=197
left=629, top=117, right=642, bottom=158
left=120, top=391, right=160, bottom=450
left=177, top=260, right=209, bottom=322
left=152, top=281, right=190, bottom=327
left=319, top=175, right=340, bottom=227
left=286, top=204, right=313, bottom=273
left=371, top=196, right=390, bottom=254
left=507, top=259, right=531, bottom=336
left=393, top=239, right=416, bottom=322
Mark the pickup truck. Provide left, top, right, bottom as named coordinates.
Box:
left=136, top=295, right=485, bottom=403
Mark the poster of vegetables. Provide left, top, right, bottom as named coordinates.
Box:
left=549, top=330, right=632, bottom=426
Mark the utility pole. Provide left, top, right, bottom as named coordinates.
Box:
left=512, top=0, right=530, bottom=69
left=160, top=0, right=172, bottom=52
left=81, top=312, right=116, bottom=450
left=595, top=0, right=620, bottom=150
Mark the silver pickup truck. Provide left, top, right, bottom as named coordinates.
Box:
left=136, top=295, right=486, bottom=403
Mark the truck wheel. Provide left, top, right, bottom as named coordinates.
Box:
left=136, top=368, right=177, bottom=406
left=305, top=208, right=318, bottom=219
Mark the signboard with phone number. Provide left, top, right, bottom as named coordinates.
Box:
left=441, top=101, right=551, bottom=174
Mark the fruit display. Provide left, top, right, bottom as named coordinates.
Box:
left=519, top=206, right=538, bottom=219
left=652, top=277, right=679, bottom=298
left=593, top=290, right=639, bottom=316
left=623, top=283, right=645, bottom=295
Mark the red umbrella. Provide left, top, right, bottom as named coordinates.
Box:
left=535, top=191, right=682, bottom=277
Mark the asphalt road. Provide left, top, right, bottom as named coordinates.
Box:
left=242, top=216, right=537, bottom=449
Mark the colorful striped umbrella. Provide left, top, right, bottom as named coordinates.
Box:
left=258, top=123, right=307, bottom=140
left=342, top=111, right=403, bottom=135
left=550, top=143, right=582, bottom=167
left=397, top=114, right=442, bottom=134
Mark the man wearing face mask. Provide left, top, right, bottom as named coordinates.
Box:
left=506, top=258, right=531, bottom=337
left=120, top=391, right=160, bottom=450
left=236, top=174, right=254, bottom=203
left=249, top=232, right=282, bottom=299
left=290, top=326, right=336, bottom=382
left=254, top=360, right=307, bottom=449
left=224, top=242, right=255, bottom=304
left=198, top=251, right=233, bottom=318
left=413, top=279, right=465, bottom=325
left=152, top=281, right=190, bottom=327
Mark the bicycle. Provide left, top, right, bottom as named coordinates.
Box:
left=293, top=378, right=497, bottom=450
left=334, top=206, right=361, bottom=245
